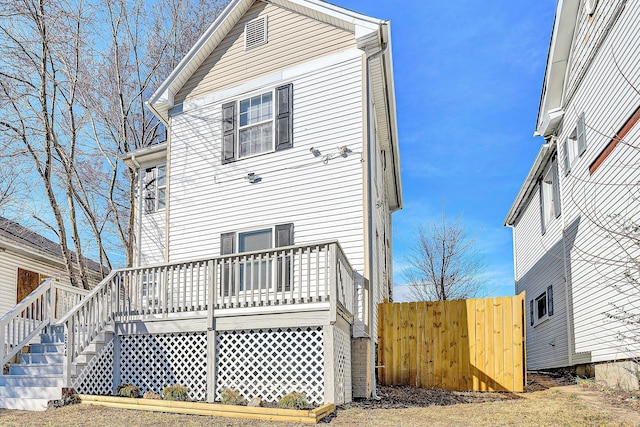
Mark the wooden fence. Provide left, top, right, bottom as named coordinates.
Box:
left=377, top=293, right=526, bottom=392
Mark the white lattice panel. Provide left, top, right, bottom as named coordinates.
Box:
left=73, top=339, right=114, bottom=395
left=216, top=327, right=324, bottom=405
left=333, top=325, right=352, bottom=404
left=120, top=333, right=207, bottom=400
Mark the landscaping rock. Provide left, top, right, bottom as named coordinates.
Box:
left=143, top=392, right=161, bottom=400
left=247, top=397, right=262, bottom=407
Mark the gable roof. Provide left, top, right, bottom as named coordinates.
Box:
left=146, top=0, right=402, bottom=211
left=0, top=217, right=103, bottom=274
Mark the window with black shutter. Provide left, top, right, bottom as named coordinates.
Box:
left=220, top=84, right=293, bottom=164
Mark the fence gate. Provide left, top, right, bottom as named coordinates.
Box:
left=377, top=293, right=525, bottom=392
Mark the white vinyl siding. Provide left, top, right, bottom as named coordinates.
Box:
left=513, top=1, right=640, bottom=368
left=167, top=55, right=365, bottom=285
left=0, top=250, right=71, bottom=317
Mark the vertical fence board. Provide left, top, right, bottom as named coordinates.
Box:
left=378, top=293, right=525, bottom=392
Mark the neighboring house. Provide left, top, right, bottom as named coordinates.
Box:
left=505, top=0, right=640, bottom=386
left=0, top=0, right=401, bottom=410
left=0, top=217, right=102, bottom=316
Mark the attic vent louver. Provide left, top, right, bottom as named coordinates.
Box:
left=245, top=16, right=268, bottom=50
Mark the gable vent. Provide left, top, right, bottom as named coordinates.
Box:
left=245, top=16, right=268, bottom=50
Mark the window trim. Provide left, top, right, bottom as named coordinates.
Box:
left=563, top=113, right=587, bottom=176
left=539, top=156, right=561, bottom=235
left=143, top=163, right=166, bottom=214
left=237, top=90, right=275, bottom=160
left=532, top=285, right=554, bottom=327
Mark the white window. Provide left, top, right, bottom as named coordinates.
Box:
left=238, top=228, right=273, bottom=290
left=143, top=164, right=166, bottom=214
left=539, top=157, right=561, bottom=234
left=563, top=113, right=587, bottom=175
left=531, top=286, right=554, bottom=326
left=238, top=91, right=274, bottom=158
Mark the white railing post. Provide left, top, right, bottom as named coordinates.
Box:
left=329, top=243, right=338, bottom=323
left=49, top=281, right=56, bottom=323
left=63, top=320, right=72, bottom=387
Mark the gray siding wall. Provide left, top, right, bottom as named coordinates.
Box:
left=513, top=1, right=640, bottom=367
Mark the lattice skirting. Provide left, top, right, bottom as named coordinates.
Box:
left=73, top=338, right=115, bottom=395
left=119, top=332, right=208, bottom=401
left=333, top=324, right=352, bottom=405
left=216, top=327, right=325, bottom=405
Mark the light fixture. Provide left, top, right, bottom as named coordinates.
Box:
left=309, top=147, right=321, bottom=157
left=246, top=172, right=261, bottom=184
left=338, top=146, right=351, bottom=157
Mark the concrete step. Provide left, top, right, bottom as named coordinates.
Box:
left=29, top=343, right=64, bottom=354
left=0, top=397, right=51, bottom=411
left=9, top=363, right=63, bottom=376
left=0, top=386, right=61, bottom=399
left=0, top=375, right=64, bottom=387
left=19, top=353, right=65, bottom=364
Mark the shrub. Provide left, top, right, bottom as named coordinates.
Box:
left=116, top=383, right=141, bottom=398
left=220, top=388, right=247, bottom=406
left=163, top=385, right=190, bottom=401
left=277, top=392, right=310, bottom=410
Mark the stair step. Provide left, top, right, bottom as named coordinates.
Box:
left=0, top=397, right=51, bottom=411
left=29, top=343, right=64, bottom=354
left=0, top=375, right=64, bottom=387
left=0, top=386, right=61, bottom=399
left=9, top=363, right=63, bottom=376
left=39, top=333, right=64, bottom=344
left=20, top=353, right=65, bottom=364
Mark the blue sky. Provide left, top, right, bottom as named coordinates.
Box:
left=338, top=0, right=558, bottom=300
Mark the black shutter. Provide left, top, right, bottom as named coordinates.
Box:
left=221, top=102, right=236, bottom=164
left=563, top=138, right=571, bottom=176
left=221, top=232, right=236, bottom=296
left=538, top=179, right=546, bottom=235
left=552, top=156, right=561, bottom=218
left=144, top=167, right=156, bottom=214
left=547, top=285, right=554, bottom=316
left=530, top=300, right=534, bottom=326
left=275, top=84, right=293, bottom=151
left=275, top=223, right=293, bottom=292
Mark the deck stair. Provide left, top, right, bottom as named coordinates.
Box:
left=0, top=325, right=113, bottom=411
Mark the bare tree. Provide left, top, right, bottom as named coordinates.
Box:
left=404, top=208, right=487, bottom=301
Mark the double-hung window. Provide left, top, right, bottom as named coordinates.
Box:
left=221, top=84, right=292, bottom=164
left=238, top=228, right=273, bottom=290
left=563, top=113, right=587, bottom=175
left=239, top=92, right=273, bottom=157
left=143, top=164, right=166, bottom=214
left=539, top=156, right=561, bottom=234
left=530, top=286, right=554, bottom=326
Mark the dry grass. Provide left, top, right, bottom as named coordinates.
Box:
left=0, top=388, right=636, bottom=427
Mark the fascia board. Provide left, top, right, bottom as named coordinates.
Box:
left=0, top=236, right=67, bottom=271
left=381, top=23, right=403, bottom=212
left=120, top=142, right=168, bottom=168
left=147, top=0, right=250, bottom=111
left=504, top=144, right=553, bottom=226
left=536, top=0, right=580, bottom=134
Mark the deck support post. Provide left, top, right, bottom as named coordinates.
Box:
left=112, top=334, right=121, bottom=394
left=323, top=325, right=335, bottom=404
left=206, top=329, right=217, bottom=403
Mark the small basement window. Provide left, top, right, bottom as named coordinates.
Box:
left=530, top=285, right=554, bottom=326
left=245, top=16, right=268, bottom=50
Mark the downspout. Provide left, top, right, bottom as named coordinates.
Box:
left=365, top=23, right=389, bottom=400
left=130, top=154, right=143, bottom=268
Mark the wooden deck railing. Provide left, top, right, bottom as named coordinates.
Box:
left=57, top=241, right=355, bottom=386
left=0, top=280, right=88, bottom=368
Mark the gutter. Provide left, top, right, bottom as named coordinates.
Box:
left=129, top=155, right=143, bottom=268
left=365, top=25, right=389, bottom=401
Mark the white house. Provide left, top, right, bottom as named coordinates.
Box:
left=505, top=0, right=640, bottom=387
left=0, top=0, right=401, bottom=410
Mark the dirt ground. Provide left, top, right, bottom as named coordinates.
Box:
left=0, top=373, right=638, bottom=426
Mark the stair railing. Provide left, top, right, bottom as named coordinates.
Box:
left=56, top=271, right=119, bottom=387
left=0, top=279, right=89, bottom=370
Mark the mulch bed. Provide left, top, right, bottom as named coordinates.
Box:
left=340, top=386, right=518, bottom=411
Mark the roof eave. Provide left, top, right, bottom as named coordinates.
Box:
left=535, top=0, right=580, bottom=134
left=504, top=143, right=554, bottom=226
